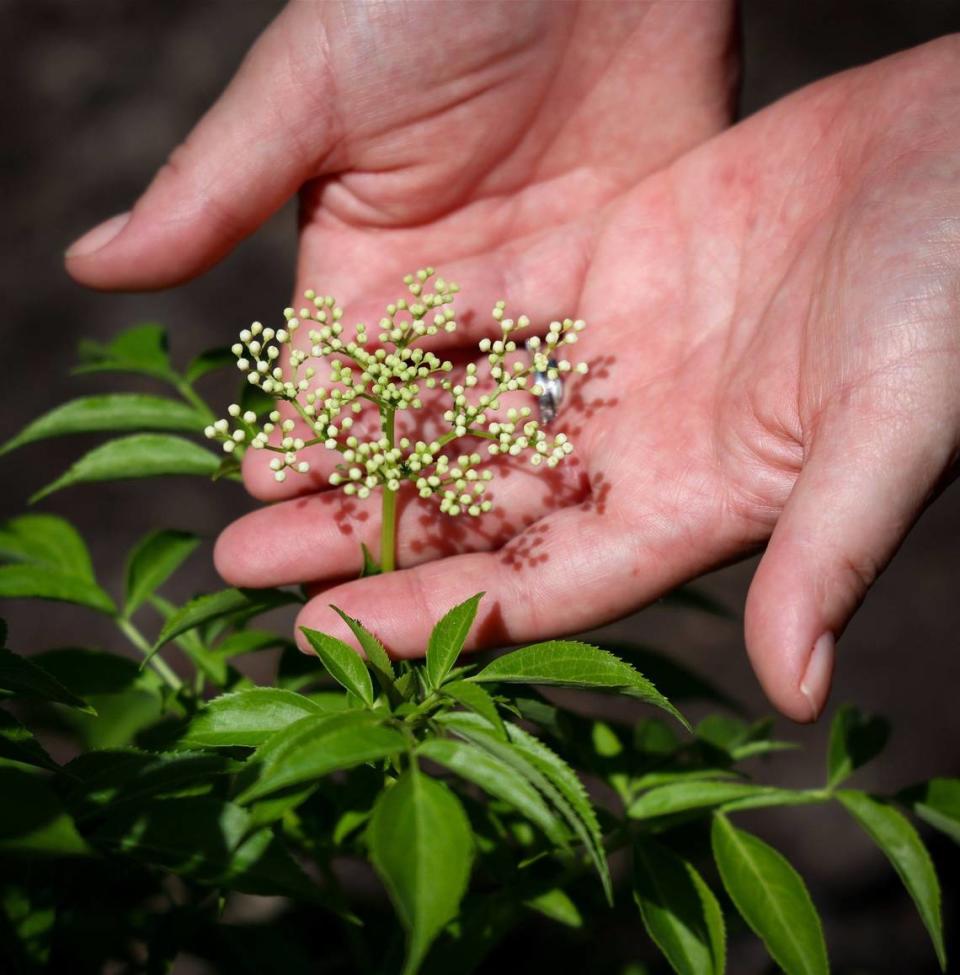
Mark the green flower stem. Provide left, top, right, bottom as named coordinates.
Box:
left=116, top=616, right=184, bottom=693
left=380, top=406, right=398, bottom=573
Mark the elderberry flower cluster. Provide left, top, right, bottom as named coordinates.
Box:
left=206, top=270, right=588, bottom=516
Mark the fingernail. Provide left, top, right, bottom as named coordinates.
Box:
left=800, top=631, right=835, bottom=721
left=65, top=211, right=130, bottom=258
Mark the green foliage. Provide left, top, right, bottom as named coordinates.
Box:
left=369, top=766, right=474, bottom=975
left=472, top=639, right=688, bottom=729
left=31, top=434, right=222, bottom=501
left=124, top=529, right=200, bottom=615
left=0, top=394, right=205, bottom=455
left=837, top=790, right=945, bottom=969
left=301, top=627, right=376, bottom=707
left=0, top=319, right=954, bottom=975
left=826, top=704, right=890, bottom=788
left=633, top=836, right=725, bottom=975
left=425, top=592, right=482, bottom=690
left=711, top=814, right=828, bottom=975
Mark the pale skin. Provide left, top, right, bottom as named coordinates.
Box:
left=66, top=2, right=960, bottom=722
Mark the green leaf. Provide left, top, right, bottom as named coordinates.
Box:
left=237, top=711, right=407, bottom=802
left=1, top=882, right=55, bottom=968
left=500, top=720, right=611, bottom=902
left=826, top=705, right=890, bottom=788
left=153, top=587, right=299, bottom=652
left=0, top=564, right=116, bottom=615
left=437, top=713, right=610, bottom=897
left=360, top=543, right=382, bottom=578
left=124, top=529, right=200, bottom=615
left=837, top=790, right=945, bottom=969
left=368, top=766, right=474, bottom=975
left=31, top=434, right=221, bottom=502
left=633, top=836, right=725, bottom=975
left=185, top=346, right=236, bottom=384
left=74, top=323, right=175, bottom=381
left=629, top=781, right=779, bottom=820
left=1, top=394, right=205, bottom=456
left=473, top=640, right=688, bottom=730
left=0, top=710, right=57, bottom=770
left=300, top=627, right=375, bottom=707
left=63, top=749, right=238, bottom=820
left=898, top=778, right=960, bottom=846
left=0, top=514, right=95, bottom=580
left=0, top=766, right=93, bottom=856
left=417, top=738, right=567, bottom=846
left=330, top=606, right=396, bottom=701
left=0, top=648, right=95, bottom=713
left=179, top=688, right=325, bottom=748
left=440, top=680, right=506, bottom=739
left=31, top=647, right=164, bottom=748
left=92, top=796, right=322, bottom=901
left=711, top=814, right=828, bottom=975
left=425, top=593, right=483, bottom=690
left=523, top=888, right=582, bottom=929
left=212, top=629, right=293, bottom=659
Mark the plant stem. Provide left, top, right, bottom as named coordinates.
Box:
left=116, top=616, right=184, bottom=693
left=380, top=407, right=398, bottom=573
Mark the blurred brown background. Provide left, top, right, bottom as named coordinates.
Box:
left=2, top=1, right=958, bottom=972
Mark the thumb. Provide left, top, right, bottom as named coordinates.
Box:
left=65, top=6, right=337, bottom=291
left=744, top=404, right=953, bottom=723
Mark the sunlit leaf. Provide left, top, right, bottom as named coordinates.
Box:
left=711, top=814, right=827, bottom=975
left=473, top=640, right=688, bottom=729
left=418, top=738, right=567, bottom=846
left=838, top=790, right=945, bottom=970
left=331, top=605, right=396, bottom=702
left=523, top=888, right=582, bottom=929
left=124, top=529, right=200, bottom=615
left=74, top=323, right=175, bottom=381
left=1, top=395, right=204, bottom=456
left=898, top=778, right=960, bottom=846
left=300, top=627, right=375, bottom=707
left=0, top=565, right=116, bottom=615
left=440, top=680, right=506, bottom=739
left=369, top=766, right=473, bottom=975
left=153, top=587, right=300, bottom=652
left=633, top=836, right=725, bottom=975
left=0, top=514, right=95, bottom=580
left=31, top=434, right=221, bottom=502
left=179, top=688, right=325, bottom=748
left=629, top=781, right=776, bottom=820
left=237, top=711, right=406, bottom=803
left=426, top=593, right=483, bottom=690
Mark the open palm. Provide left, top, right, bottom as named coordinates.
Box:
left=67, top=2, right=960, bottom=722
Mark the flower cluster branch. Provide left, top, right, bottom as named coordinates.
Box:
left=206, top=269, right=587, bottom=518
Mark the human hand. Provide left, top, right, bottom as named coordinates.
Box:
left=215, top=36, right=960, bottom=723
left=64, top=0, right=736, bottom=291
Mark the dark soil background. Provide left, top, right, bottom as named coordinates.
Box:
left=2, top=2, right=959, bottom=973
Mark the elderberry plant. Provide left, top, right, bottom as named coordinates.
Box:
left=203, top=269, right=585, bottom=569
left=0, top=312, right=956, bottom=975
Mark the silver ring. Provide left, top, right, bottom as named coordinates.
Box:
left=527, top=340, right=564, bottom=426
